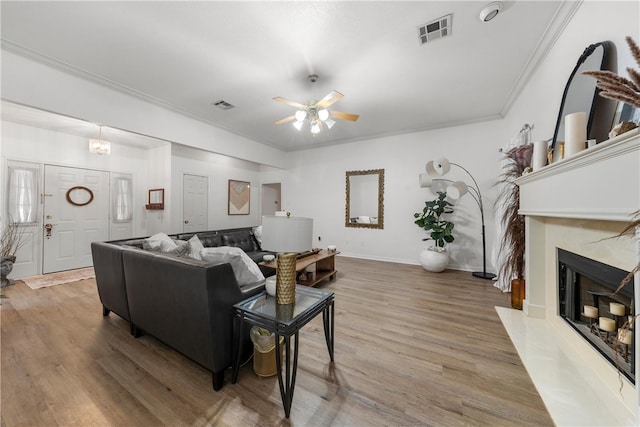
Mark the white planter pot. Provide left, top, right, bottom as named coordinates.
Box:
left=419, top=247, right=449, bottom=272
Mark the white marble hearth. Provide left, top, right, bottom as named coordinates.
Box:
left=502, top=130, right=640, bottom=425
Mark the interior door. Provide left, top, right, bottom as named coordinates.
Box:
left=183, top=174, right=208, bottom=232
left=43, top=165, right=109, bottom=273
left=261, top=183, right=281, bottom=216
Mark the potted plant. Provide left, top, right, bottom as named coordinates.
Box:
left=1, top=221, right=26, bottom=288
left=414, top=191, right=455, bottom=272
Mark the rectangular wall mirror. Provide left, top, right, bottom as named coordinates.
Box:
left=146, top=188, right=164, bottom=210
left=345, top=169, right=384, bottom=229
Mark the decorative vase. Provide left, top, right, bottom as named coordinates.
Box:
left=419, top=247, right=449, bottom=273
left=511, top=278, right=525, bottom=310
left=1, top=255, right=17, bottom=288
left=276, top=252, right=296, bottom=304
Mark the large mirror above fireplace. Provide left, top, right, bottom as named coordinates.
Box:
left=551, top=41, right=617, bottom=154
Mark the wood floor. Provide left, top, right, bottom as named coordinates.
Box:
left=1, top=257, right=553, bottom=426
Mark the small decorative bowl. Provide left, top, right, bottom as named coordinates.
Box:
left=263, top=254, right=275, bottom=262
left=327, top=245, right=337, bottom=252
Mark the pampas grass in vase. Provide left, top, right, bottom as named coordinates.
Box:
left=496, top=144, right=533, bottom=309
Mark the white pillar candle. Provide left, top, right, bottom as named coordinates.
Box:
left=531, top=140, right=548, bottom=170
left=584, top=305, right=598, bottom=318
left=599, top=317, right=617, bottom=332
left=565, top=112, right=587, bottom=157
left=618, top=329, right=633, bottom=345
left=610, top=302, right=626, bottom=316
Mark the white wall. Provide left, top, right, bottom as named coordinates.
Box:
left=283, top=119, right=507, bottom=271
left=170, top=144, right=264, bottom=233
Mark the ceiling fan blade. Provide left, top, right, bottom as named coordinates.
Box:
left=330, top=111, right=359, bottom=122
left=316, top=91, right=344, bottom=109
left=273, top=96, right=307, bottom=109
left=274, top=115, right=296, bottom=125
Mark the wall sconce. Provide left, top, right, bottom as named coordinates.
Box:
left=422, top=157, right=495, bottom=280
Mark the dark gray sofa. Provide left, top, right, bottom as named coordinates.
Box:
left=90, top=227, right=273, bottom=391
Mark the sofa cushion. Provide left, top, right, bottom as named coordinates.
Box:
left=222, top=230, right=258, bottom=252
left=142, top=232, right=175, bottom=251
left=199, top=233, right=223, bottom=248
left=201, top=246, right=264, bottom=286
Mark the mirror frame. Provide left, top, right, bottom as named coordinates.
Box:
left=551, top=41, right=615, bottom=152
left=146, top=188, right=164, bottom=210
left=345, top=169, right=384, bottom=229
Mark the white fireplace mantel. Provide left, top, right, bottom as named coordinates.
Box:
left=517, top=128, right=639, bottom=222
left=503, top=129, right=640, bottom=425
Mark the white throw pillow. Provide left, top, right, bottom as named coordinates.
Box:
left=184, top=234, right=204, bottom=260
left=160, top=239, right=189, bottom=256
left=143, top=232, right=175, bottom=251
left=252, top=225, right=263, bottom=245
left=201, top=246, right=265, bottom=286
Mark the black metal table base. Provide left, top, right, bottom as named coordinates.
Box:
left=231, top=290, right=334, bottom=419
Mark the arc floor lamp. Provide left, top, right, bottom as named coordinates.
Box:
left=420, top=157, right=496, bottom=280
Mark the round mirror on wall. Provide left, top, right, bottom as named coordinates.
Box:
left=551, top=41, right=617, bottom=157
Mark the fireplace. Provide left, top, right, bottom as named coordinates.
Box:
left=557, top=248, right=635, bottom=382
left=511, top=131, right=639, bottom=425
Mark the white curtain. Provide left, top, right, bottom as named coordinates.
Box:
left=8, top=167, right=37, bottom=224
left=113, top=177, right=133, bottom=222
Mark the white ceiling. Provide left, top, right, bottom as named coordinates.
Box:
left=1, top=1, right=568, bottom=152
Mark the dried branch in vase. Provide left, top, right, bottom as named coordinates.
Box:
left=583, top=36, right=640, bottom=109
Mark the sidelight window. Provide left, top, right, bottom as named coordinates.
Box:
left=8, top=167, right=38, bottom=224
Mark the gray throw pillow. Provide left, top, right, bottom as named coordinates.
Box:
left=142, top=232, right=175, bottom=251
left=201, top=246, right=265, bottom=286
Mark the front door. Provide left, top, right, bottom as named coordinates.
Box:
left=183, top=174, right=208, bottom=232
left=43, top=165, right=109, bottom=273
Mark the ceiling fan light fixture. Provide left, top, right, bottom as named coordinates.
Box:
left=318, top=109, right=329, bottom=121
left=293, top=120, right=304, bottom=131
left=310, top=122, right=321, bottom=134
left=295, top=110, right=307, bottom=121
left=325, top=118, right=335, bottom=129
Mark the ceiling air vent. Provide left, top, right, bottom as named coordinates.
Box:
left=417, top=14, right=452, bottom=45
left=212, top=99, right=235, bottom=110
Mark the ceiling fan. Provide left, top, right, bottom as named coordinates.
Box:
left=273, top=74, right=359, bottom=134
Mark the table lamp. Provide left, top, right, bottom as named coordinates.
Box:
left=261, top=215, right=313, bottom=304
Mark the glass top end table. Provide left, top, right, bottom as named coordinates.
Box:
left=231, top=285, right=335, bottom=418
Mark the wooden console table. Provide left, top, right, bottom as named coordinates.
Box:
left=259, top=249, right=339, bottom=287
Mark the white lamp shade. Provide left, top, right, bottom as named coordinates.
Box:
left=419, top=173, right=432, bottom=188
left=318, top=109, right=329, bottom=121
left=310, top=122, right=321, bottom=134
left=425, top=157, right=451, bottom=177
left=293, top=120, right=304, bottom=131
left=325, top=118, right=335, bottom=129
left=447, top=181, right=468, bottom=199
left=295, top=110, right=307, bottom=121
left=261, top=215, right=313, bottom=253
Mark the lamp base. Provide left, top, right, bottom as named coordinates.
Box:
left=472, top=271, right=496, bottom=280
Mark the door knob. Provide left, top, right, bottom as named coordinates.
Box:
left=44, top=223, right=53, bottom=239
left=184, top=220, right=189, bottom=224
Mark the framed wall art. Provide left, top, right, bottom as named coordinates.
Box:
left=228, top=179, right=250, bottom=215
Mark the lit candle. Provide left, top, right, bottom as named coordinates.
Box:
left=565, top=112, right=587, bottom=157
left=599, top=317, right=617, bottom=332
left=610, top=302, right=625, bottom=316
left=618, top=329, right=633, bottom=345
left=584, top=305, right=598, bottom=318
